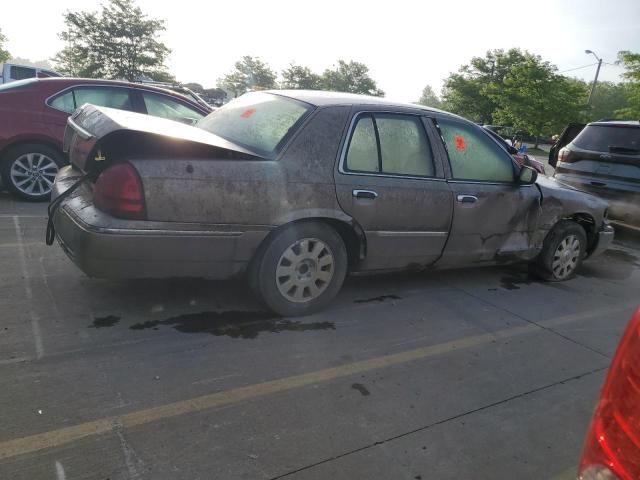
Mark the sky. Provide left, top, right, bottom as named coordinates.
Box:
left=2, top=0, right=639, bottom=102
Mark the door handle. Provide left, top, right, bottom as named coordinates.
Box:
left=353, top=189, right=378, bottom=199
left=456, top=194, right=478, bottom=204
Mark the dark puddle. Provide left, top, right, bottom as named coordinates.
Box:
left=354, top=294, right=401, bottom=304
left=579, top=248, right=639, bottom=280
left=603, top=249, right=640, bottom=267
left=499, top=273, right=537, bottom=290
left=89, top=315, right=121, bottom=328
left=129, top=311, right=335, bottom=339
left=351, top=383, right=370, bottom=396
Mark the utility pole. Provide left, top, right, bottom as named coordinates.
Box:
left=585, top=50, right=603, bottom=107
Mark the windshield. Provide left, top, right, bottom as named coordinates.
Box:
left=198, top=92, right=311, bottom=156
left=573, top=125, right=640, bottom=152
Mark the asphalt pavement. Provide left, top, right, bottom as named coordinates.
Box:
left=1, top=191, right=639, bottom=480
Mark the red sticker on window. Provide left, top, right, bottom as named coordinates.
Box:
left=454, top=135, right=466, bottom=151
left=240, top=108, right=256, bottom=118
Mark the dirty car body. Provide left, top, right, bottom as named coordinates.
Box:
left=51, top=91, right=614, bottom=315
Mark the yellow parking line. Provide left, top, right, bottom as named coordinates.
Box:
left=0, top=302, right=635, bottom=461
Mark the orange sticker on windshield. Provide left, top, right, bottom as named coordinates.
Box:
left=454, top=135, right=466, bottom=151
left=240, top=108, right=256, bottom=118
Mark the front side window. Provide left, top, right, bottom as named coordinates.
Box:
left=10, top=66, right=36, bottom=80
left=73, top=87, right=133, bottom=111
left=198, top=92, right=311, bottom=156
left=142, top=92, right=204, bottom=124
left=345, top=113, right=435, bottom=177
left=438, top=118, right=514, bottom=182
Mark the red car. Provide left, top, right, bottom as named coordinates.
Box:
left=0, top=78, right=212, bottom=200
left=578, top=306, right=640, bottom=480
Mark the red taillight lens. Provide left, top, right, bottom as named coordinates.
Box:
left=93, top=163, right=146, bottom=220
left=579, top=308, right=640, bottom=480
left=558, top=147, right=570, bottom=163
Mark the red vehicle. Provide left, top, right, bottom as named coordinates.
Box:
left=0, top=77, right=212, bottom=200
left=578, top=307, right=640, bottom=480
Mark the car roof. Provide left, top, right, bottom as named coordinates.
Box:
left=265, top=89, right=456, bottom=116
left=589, top=120, right=640, bottom=127
left=32, top=77, right=204, bottom=108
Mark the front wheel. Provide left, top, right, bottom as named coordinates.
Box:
left=534, top=220, right=587, bottom=281
left=250, top=222, right=348, bottom=317
left=1, top=143, right=65, bottom=201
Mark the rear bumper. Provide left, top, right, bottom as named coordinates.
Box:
left=52, top=168, right=271, bottom=279
left=589, top=223, right=615, bottom=258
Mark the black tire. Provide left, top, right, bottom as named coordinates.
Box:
left=0, top=143, right=65, bottom=201
left=533, top=220, right=587, bottom=281
left=250, top=222, right=348, bottom=317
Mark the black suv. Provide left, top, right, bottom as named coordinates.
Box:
left=553, top=120, right=640, bottom=227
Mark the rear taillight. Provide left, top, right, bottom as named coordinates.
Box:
left=579, top=307, right=640, bottom=480
left=93, top=163, right=146, bottom=220
left=558, top=147, right=571, bottom=163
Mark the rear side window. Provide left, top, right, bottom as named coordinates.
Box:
left=74, top=87, right=133, bottom=111
left=142, top=92, right=204, bottom=125
left=573, top=125, right=640, bottom=153
left=10, top=65, right=36, bottom=80
left=345, top=113, right=435, bottom=177
left=198, top=92, right=311, bottom=156
left=49, top=87, right=134, bottom=113
left=438, top=118, right=514, bottom=182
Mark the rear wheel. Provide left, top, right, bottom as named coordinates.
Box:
left=534, top=220, right=587, bottom=281
left=250, top=222, right=348, bottom=317
left=1, top=144, right=64, bottom=201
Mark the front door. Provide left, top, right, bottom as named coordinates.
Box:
left=334, top=112, right=453, bottom=271
left=434, top=117, right=542, bottom=266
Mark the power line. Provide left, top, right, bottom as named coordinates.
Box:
left=558, top=63, right=598, bottom=74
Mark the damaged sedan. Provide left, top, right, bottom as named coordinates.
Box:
left=48, top=91, right=614, bottom=316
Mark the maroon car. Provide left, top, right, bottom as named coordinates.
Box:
left=0, top=78, right=211, bottom=200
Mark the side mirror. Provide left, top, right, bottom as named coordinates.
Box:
left=518, top=166, right=538, bottom=185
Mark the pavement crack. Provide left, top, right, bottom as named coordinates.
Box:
left=446, top=282, right=612, bottom=360
left=268, top=366, right=607, bottom=480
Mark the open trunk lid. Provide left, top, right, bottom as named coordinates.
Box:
left=63, top=104, right=263, bottom=174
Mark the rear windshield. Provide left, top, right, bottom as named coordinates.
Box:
left=198, top=92, right=311, bottom=156
left=573, top=125, right=640, bottom=153
left=0, top=78, right=39, bottom=92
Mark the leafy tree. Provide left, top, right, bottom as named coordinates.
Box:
left=54, top=0, right=172, bottom=81
left=442, top=48, right=529, bottom=123
left=417, top=85, right=441, bottom=108
left=321, top=60, right=384, bottom=96
left=0, top=28, right=10, bottom=64
left=219, top=56, right=277, bottom=97
left=490, top=57, right=586, bottom=147
left=281, top=63, right=321, bottom=89
left=615, top=51, right=640, bottom=118
left=585, top=80, right=630, bottom=121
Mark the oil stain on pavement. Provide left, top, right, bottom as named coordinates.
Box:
left=129, top=311, right=335, bottom=339
left=351, top=383, right=371, bottom=396
left=354, top=294, right=401, bottom=303
left=89, top=315, right=121, bottom=328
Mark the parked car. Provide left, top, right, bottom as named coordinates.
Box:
left=0, top=77, right=212, bottom=200
left=549, top=122, right=586, bottom=168
left=482, top=126, right=546, bottom=174
left=553, top=120, right=640, bottom=227
left=50, top=91, right=613, bottom=316
left=577, top=306, right=640, bottom=480
left=0, top=63, right=62, bottom=84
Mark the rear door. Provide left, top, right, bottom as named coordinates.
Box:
left=435, top=116, right=542, bottom=265
left=550, top=123, right=585, bottom=167
left=334, top=111, right=453, bottom=271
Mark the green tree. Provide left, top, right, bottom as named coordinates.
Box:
left=0, top=28, right=10, bottom=64
left=442, top=48, right=529, bottom=123
left=587, top=80, right=630, bottom=121
left=219, top=56, right=277, bottom=97
left=615, top=51, right=640, bottom=118
left=281, top=63, right=321, bottom=89
left=321, top=60, right=384, bottom=96
left=491, top=57, right=586, bottom=147
left=417, top=85, right=441, bottom=108
left=54, top=0, right=172, bottom=81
